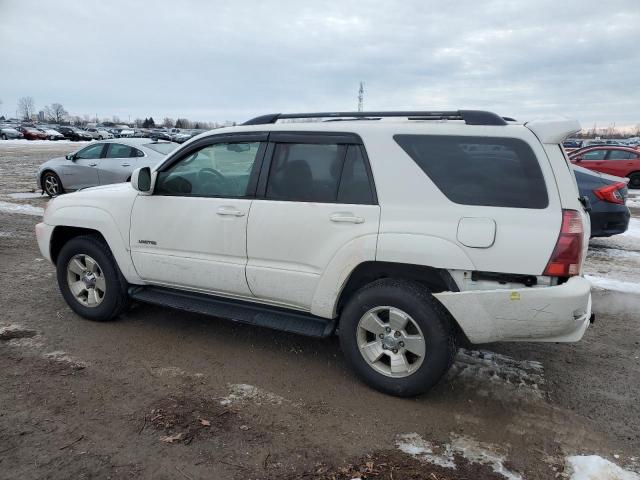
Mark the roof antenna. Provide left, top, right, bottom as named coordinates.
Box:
left=357, top=82, right=364, bottom=112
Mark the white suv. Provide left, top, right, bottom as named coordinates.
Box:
left=35, top=110, right=592, bottom=396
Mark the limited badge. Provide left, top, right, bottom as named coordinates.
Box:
left=510, top=292, right=521, bottom=301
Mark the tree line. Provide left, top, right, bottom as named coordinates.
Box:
left=4, top=96, right=230, bottom=130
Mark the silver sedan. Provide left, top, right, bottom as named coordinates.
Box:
left=37, top=138, right=178, bottom=197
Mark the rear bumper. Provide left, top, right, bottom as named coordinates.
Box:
left=589, top=209, right=630, bottom=237
left=434, top=276, right=592, bottom=344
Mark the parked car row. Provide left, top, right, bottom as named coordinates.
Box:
left=0, top=123, right=209, bottom=143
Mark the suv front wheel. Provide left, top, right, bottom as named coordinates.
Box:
left=56, top=236, right=129, bottom=321
left=339, top=279, right=456, bottom=397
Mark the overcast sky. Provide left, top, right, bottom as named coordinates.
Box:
left=1, top=0, right=638, bottom=127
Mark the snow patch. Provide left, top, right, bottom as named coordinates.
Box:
left=7, top=192, right=44, bottom=199
left=448, top=349, right=545, bottom=397
left=586, top=275, right=640, bottom=294
left=566, top=455, right=640, bottom=480
left=623, top=218, right=640, bottom=239
left=0, top=201, right=44, bottom=216
left=220, top=383, right=292, bottom=406
left=43, top=351, right=87, bottom=370
left=396, top=433, right=522, bottom=479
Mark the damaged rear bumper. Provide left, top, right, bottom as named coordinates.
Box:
left=433, top=276, right=592, bottom=344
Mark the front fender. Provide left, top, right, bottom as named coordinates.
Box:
left=46, top=206, right=143, bottom=284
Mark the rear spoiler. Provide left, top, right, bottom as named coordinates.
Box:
left=525, top=119, right=581, bottom=144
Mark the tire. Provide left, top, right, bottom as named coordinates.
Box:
left=628, top=172, right=640, bottom=189
left=56, top=235, right=129, bottom=321
left=42, top=171, right=64, bottom=197
left=339, top=279, right=456, bottom=397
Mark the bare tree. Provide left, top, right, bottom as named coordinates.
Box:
left=17, top=96, right=35, bottom=121
left=163, top=117, right=175, bottom=128
left=44, top=103, right=68, bottom=124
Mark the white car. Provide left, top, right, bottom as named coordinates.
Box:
left=37, top=127, right=65, bottom=141
left=84, top=128, right=114, bottom=140
left=35, top=110, right=592, bottom=397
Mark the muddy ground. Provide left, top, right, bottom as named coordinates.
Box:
left=0, top=141, right=639, bottom=479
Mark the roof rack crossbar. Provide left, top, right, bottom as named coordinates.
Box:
left=242, top=110, right=508, bottom=126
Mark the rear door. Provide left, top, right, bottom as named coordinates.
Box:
left=246, top=133, right=380, bottom=310
left=98, top=143, right=146, bottom=185
left=604, top=149, right=638, bottom=177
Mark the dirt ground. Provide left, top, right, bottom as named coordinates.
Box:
left=0, top=141, right=639, bottom=479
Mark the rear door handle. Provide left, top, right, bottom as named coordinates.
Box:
left=121, top=163, right=131, bottom=167
left=330, top=213, right=364, bottom=224
left=217, top=206, right=245, bottom=217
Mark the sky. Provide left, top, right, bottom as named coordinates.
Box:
left=0, top=0, right=639, bottom=128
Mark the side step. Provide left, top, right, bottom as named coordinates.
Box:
left=128, top=286, right=336, bottom=338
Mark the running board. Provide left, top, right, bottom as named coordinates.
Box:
left=128, top=286, right=336, bottom=338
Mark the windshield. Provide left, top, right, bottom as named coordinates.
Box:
left=145, top=142, right=178, bottom=154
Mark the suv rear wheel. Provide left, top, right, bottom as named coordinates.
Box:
left=56, top=236, right=129, bottom=321
left=339, top=279, right=456, bottom=397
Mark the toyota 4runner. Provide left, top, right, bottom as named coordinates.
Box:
left=35, top=110, right=592, bottom=396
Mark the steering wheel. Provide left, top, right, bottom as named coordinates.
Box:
left=199, top=167, right=224, bottom=180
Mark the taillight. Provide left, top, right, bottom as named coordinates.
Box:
left=593, top=182, right=626, bottom=205
left=543, top=210, right=584, bottom=277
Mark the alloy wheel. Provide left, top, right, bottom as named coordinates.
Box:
left=356, top=306, right=426, bottom=378
left=66, top=254, right=106, bottom=307
left=44, top=174, right=60, bottom=196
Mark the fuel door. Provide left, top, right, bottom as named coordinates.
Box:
left=457, top=217, right=496, bottom=248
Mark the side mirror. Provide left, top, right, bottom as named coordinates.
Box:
left=131, top=166, right=154, bottom=194
left=65, top=153, right=75, bottom=161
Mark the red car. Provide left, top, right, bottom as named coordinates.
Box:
left=17, top=126, right=48, bottom=140
left=569, top=146, right=640, bottom=189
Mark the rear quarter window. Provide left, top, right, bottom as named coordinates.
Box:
left=394, top=135, right=549, bottom=209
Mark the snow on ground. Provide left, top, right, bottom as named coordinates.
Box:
left=447, top=349, right=545, bottom=398
left=585, top=216, right=640, bottom=291
left=6, top=192, right=45, bottom=199
left=0, top=200, right=43, bottom=216
left=585, top=275, right=640, bottom=294
left=396, top=433, right=522, bottom=480
left=219, top=383, right=295, bottom=407
left=566, top=455, right=640, bottom=480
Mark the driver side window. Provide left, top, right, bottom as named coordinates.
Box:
left=155, top=142, right=262, bottom=197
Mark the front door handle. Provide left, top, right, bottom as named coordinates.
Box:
left=89, top=162, right=98, bottom=167
left=121, top=163, right=131, bottom=167
left=330, top=213, right=364, bottom=224
left=217, top=207, right=245, bottom=217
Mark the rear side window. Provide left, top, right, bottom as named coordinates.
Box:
left=337, top=145, right=374, bottom=204
left=107, top=144, right=143, bottom=158
left=607, top=150, right=635, bottom=160
left=265, top=142, right=376, bottom=204
left=394, top=135, right=548, bottom=209
left=266, top=143, right=346, bottom=202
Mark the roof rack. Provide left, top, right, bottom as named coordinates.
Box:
left=242, top=110, right=508, bottom=126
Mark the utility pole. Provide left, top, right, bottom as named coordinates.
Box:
left=358, top=82, right=364, bottom=112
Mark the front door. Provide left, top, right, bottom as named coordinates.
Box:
left=130, top=136, right=266, bottom=297
left=58, top=143, right=104, bottom=190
